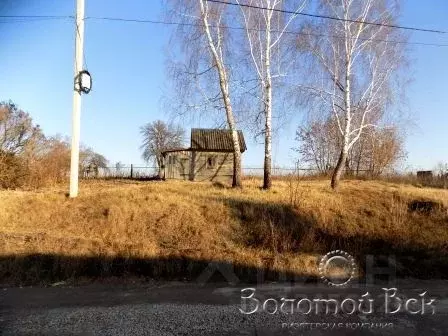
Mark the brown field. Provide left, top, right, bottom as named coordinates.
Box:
left=0, top=178, right=447, bottom=285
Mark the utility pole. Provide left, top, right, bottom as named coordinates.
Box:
left=69, top=0, right=85, bottom=198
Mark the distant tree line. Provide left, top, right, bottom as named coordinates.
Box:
left=295, top=116, right=406, bottom=176
left=0, top=101, right=107, bottom=189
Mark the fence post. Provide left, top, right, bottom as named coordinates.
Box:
left=130, top=164, right=133, bottom=179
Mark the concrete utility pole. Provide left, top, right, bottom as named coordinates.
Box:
left=69, top=0, right=85, bottom=198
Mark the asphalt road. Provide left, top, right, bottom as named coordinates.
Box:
left=1, top=280, right=448, bottom=335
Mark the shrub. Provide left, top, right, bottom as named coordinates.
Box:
left=0, top=151, right=28, bottom=188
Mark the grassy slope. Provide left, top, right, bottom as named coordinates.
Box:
left=0, top=178, right=447, bottom=285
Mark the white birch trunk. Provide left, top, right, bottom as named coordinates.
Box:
left=331, top=15, right=352, bottom=189
left=199, top=0, right=242, bottom=187
left=263, top=9, right=273, bottom=189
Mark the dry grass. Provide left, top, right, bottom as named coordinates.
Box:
left=0, top=178, right=447, bottom=285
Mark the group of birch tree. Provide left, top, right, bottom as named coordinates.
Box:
left=165, top=0, right=409, bottom=190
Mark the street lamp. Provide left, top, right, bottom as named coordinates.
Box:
left=74, top=70, right=92, bottom=94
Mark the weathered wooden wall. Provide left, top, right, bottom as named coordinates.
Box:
left=191, top=151, right=233, bottom=183
left=163, top=151, right=233, bottom=183
left=164, top=151, right=190, bottom=180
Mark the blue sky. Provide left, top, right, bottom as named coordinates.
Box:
left=0, top=0, right=447, bottom=170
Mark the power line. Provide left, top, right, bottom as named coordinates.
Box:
left=0, top=15, right=73, bottom=19
left=290, top=30, right=448, bottom=48
left=87, top=16, right=181, bottom=25
left=0, top=17, right=73, bottom=24
left=2, top=5, right=447, bottom=36
left=1, top=14, right=448, bottom=48
left=85, top=16, right=448, bottom=48
left=205, top=0, right=448, bottom=34
left=0, top=15, right=73, bottom=24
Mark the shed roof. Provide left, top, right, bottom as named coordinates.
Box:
left=190, top=128, right=246, bottom=152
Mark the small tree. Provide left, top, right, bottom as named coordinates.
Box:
left=435, top=162, right=448, bottom=188
left=295, top=116, right=340, bottom=174
left=0, top=101, right=42, bottom=155
left=295, top=0, right=409, bottom=189
left=27, top=136, right=71, bottom=186
left=79, top=146, right=109, bottom=178
left=296, top=116, right=406, bottom=176
left=361, top=127, right=406, bottom=176
left=0, top=150, right=27, bottom=188
left=140, top=120, right=185, bottom=176
left=435, top=162, right=448, bottom=177
left=0, top=101, right=42, bottom=188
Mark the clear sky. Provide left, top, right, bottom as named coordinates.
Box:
left=0, top=0, right=447, bottom=170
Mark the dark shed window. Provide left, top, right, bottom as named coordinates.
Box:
left=207, top=156, right=216, bottom=169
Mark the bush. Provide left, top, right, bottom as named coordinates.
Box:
left=1, top=101, right=108, bottom=190
left=0, top=151, right=28, bottom=188
left=24, top=137, right=71, bottom=188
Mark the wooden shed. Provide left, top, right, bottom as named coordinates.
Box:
left=161, top=128, right=246, bottom=183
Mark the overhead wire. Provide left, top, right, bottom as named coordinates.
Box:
left=1, top=12, right=448, bottom=48
left=85, top=16, right=448, bottom=48
left=0, top=15, right=73, bottom=19
left=205, top=0, right=448, bottom=34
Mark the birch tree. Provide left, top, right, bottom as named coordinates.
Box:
left=296, top=0, right=408, bottom=189
left=199, top=0, right=243, bottom=187
left=236, top=0, right=306, bottom=189
left=166, top=0, right=243, bottom=187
